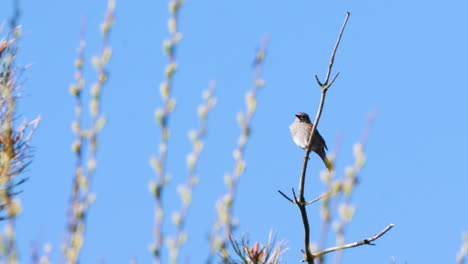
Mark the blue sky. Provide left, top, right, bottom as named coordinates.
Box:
left=1, top=0, right=468, bottom=263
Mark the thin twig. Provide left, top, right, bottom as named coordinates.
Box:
left=313, top=224, right=394, bottom=258
left=304, top=191, right=332, bottom=205
left=320, top=12, right=350, bottom=88
left=327, top=72, right=340, bottom=89
left=295, top=12, right=351, bottom=264
left=292, top=188, right=298, bottom=202
left=278, top=190, right=295, bottom=204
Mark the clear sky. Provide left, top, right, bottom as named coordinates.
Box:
left=1, top=0, right=468, bottom=263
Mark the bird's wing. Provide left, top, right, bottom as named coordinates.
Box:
left=316, top=129, right=328, bottom=151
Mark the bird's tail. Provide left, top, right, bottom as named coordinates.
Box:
left=318, top=152, right=334, bottom=172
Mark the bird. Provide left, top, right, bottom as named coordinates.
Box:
left=289, top=112, right=333, bottom=171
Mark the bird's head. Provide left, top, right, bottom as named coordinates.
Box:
left=295, top=112, right=311, bottom=123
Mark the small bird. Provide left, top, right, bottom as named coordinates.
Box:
left=289, top=112, right=333, bottom=171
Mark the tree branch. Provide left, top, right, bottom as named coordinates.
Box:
left=278, top=190, right=295, bottom=204
left=313, top=224, right=394, bottom=258
left=321, top=12, right=350, bottom=88
left=305, top=191, right=332, bottom=205
left=295, top=12, right=351, bottom=264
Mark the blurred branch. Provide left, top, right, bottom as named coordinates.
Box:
left=63, top=19, right=86, bottom=263
left=168, top=82, right=217, bottom=263
left=63, top=1, right=115, bottom=262
left=457, top=232, right=468, bottom=264
left=332, top=111, right=375, bottom=264
left=10, top=0, right=21, bottom=30
left=313, top=224, right=394, bottom=258
left=209, top=35, right=269, bottom=262
left=149, top=0, right=184, bottom=262
left=34, top=243, right=52, bottom=264
left=294, top=12, right=350, bottom=264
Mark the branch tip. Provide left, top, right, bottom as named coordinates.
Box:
left=314, top=75, right=322, bottom=86
left=313, top=224, right=394, bottom=258
left=291, top=188, right=298, bottom=202
left=328, top=72, right=340, bottom=88
left=278, top=190, right=295, bottom=204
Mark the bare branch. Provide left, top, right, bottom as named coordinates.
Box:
left=294, top=12, right=351, bottom=264
left=321, top=12, right=350, bottom=86
left=304, top=191, right=332, bottom=205
left=327, top=72, right=340, bottom=90
left=296, top=86, right=327, bottom=264
left=292, top=188, right=298, bottom=202
left=313, top=224, right=394, bottom=258
left=314, top=75, right=322, bottom=87
left=278, top=190, right=295, bottom=204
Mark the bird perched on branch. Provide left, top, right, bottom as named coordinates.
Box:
left=289, top=112, right=333, bottom=171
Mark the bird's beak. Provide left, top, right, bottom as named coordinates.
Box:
left=295, top=114, right=300, bottom=118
